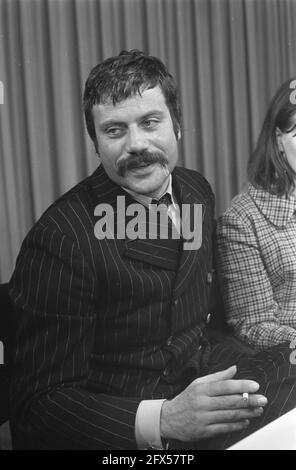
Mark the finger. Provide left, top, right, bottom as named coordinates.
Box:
left=209, top=407, right=264, bottom=424
left=202, top=420, right=250, bottom=439
left=209, top=394, right=268, bottom=410
left=206, top=379, right=260, bottom=396
left=195, top=365, right=237, bottom=385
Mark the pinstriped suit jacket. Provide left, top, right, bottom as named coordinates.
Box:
left=9, top=165, right=215, bottom=449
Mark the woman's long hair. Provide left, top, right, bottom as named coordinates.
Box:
left=248, top=78, right=296, bottom=196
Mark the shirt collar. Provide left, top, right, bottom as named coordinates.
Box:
left=248, top=183, right=296, bottom=227
left=122, top=175, right=178, bottom=208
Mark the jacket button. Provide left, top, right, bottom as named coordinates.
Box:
left=207, top=272, right=213, bottom=283
left=206, top=313, right=211, bottom=324
left=163, top=367, right=169, bottom=377
left=166, top=336, right=173, bottom=346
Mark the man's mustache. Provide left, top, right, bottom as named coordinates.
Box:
left=117, top=151, right=168, bottom=177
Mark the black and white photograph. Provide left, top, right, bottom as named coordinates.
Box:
left=1, top=0, right=296, bottom=453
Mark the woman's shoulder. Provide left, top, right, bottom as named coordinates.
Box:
left=216, top=186, right=265, bottom=241
left=221, top=185, right=257, bottom=221
left=223, top=184, right=296, bottom=229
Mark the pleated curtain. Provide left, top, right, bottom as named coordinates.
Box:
left=1, top=0, right=296, bottom=282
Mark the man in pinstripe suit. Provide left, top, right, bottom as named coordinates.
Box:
left=9, top=50, right=296, bottom=450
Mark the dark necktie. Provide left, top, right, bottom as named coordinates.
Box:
left=151, top=193, right=176, bottom=238
left=151, top=193, right=172, bottom=207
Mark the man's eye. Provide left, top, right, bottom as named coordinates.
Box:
left=142, top=119, right=159, bottom=129
left=106, top=127, right=124, bottom=137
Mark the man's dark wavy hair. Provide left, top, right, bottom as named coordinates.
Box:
left=248, top=78, right=296, bottom=196
left=83, top=50, right=181, bottom=154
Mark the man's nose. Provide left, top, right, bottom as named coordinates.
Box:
left=125, top=126, right=148, bottom=153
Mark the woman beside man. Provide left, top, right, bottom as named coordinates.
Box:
left=216, top=78, right=296, bottom=350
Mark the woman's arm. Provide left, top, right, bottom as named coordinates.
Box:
left=216, top=211, right=296, bottom=349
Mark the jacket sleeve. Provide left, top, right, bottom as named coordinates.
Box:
left=9, top=222, right=140, bottom=449
left=216, top=211, right=296, bottom=349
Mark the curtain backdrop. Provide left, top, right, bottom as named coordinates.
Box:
left=1, top=0, right=296, bottom=282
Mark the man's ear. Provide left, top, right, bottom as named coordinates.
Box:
left=275, top=127, right=284, bottom=152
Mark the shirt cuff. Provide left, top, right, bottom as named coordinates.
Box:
left=135, top=399, right=166, bottom=449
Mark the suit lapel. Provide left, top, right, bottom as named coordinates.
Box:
left=171, top=168, right=208, bottom=299
left=123, top=239, right=180, bottom=270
